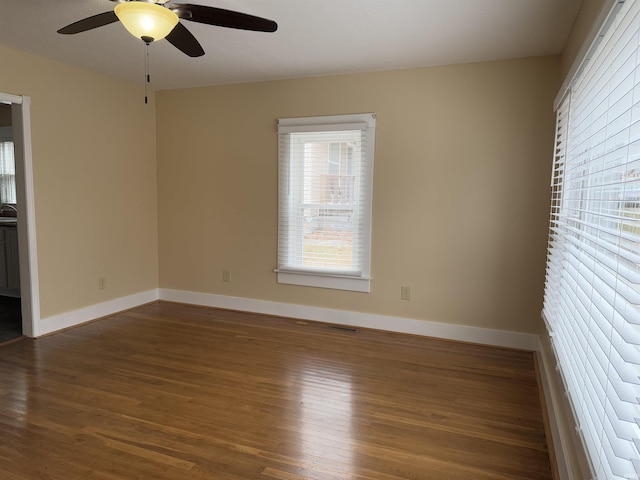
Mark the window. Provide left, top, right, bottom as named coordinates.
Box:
left=0, top=142, right=16, bottom=205
left=543, top=2, right=640, bottom=478
left=276, top=113, right=376, bottom=292
left=0, top=127, right=15, bottom=205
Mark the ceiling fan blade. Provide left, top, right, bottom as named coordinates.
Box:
left=110, top=0, right=172, bottom=3
left=165, top=22, right=205, bottom=57
left=171, top=4, right=277, bottom=32
left=57, top=11, right=119, bottom=35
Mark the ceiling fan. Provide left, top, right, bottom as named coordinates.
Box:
left=57, top=0, right=278, bottom=57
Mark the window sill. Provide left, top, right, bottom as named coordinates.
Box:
left=276, top=270, right=371, bottom=293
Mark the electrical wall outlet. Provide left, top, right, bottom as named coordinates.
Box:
left=401, top=285, right=411, bottom=301
left=222, top=269, right=231, bottom=283
left=98, top=277, right=107, bottom=290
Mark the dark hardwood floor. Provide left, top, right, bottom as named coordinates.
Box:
left=0, top=295, right=21, bottom=344
left=0, top=301, right=552, bottom=479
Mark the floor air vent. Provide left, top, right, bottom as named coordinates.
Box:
left=327, top=325, right=359, bottom=333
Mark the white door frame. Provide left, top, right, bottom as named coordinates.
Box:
left=0, top=92, right=40, bottom=338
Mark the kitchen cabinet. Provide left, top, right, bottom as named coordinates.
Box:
left=0, top=225, right=20, bottom=297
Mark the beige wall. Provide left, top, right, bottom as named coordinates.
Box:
left=157, top=56, right=560, bottom=334
left=0, top=45, right=560, bottom=334
left=0, top=44, right=159, bottom=319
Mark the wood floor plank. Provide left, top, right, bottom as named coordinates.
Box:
left=0, top=301, right=553, bottom=479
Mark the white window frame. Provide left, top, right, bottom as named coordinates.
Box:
left=276, top=113, right=376, bottom=292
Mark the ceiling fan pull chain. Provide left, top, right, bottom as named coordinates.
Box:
left=141, top=37, right=154, bottom=104
left=143, top=39, right=151, bottom=105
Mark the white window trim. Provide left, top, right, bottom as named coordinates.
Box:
left=276, top=113, right=376, bottom=293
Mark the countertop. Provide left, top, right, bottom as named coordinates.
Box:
left=0, top=218, right=17, bottom=226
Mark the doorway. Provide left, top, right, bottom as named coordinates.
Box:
left=0, top=106, right=21, bottom=342
left=0, top=92, right=39, bottom=340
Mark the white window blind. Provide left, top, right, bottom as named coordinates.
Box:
left=543, top=1, right=640, bottom=478
left=277, top=113, right=376, bottom=292
left=0, top=142, right=16, bottom=205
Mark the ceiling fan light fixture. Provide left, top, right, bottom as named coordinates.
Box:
left=114, top=2, right=179, bottom=42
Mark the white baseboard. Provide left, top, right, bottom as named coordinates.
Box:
left=159, top=288, right=540, bottom=351
left=38, top=289, right=159, bottom=336
left=36, top=288, right=540, bottom=351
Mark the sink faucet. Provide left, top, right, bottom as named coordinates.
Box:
left=0, top=204, right=17, bottom=215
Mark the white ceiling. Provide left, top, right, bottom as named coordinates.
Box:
left=0, top=0, right=583, bottom=91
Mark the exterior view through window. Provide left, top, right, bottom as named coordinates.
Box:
left=299, top=133, right=357, bottom=269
